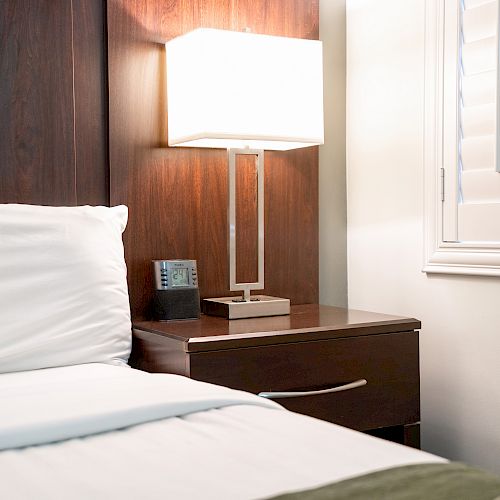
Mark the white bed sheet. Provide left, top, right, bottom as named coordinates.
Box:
left=0, top=364, right=445, bottom=499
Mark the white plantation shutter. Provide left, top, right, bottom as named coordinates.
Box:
left=424, top=0, right=500, bottom=276
left=458, top=0, right=500, bottom=241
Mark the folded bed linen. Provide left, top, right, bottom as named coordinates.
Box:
left=0, top=363, right=445, bottom=499
left=0, top=363, right=279, bottom=450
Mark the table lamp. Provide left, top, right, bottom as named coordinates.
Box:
left=166, top=28, right=323, bottom=319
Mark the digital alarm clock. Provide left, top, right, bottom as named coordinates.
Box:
left=152, top=260, right=200, bottom=321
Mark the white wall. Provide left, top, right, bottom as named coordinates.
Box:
left=319, top=0, right=347, bottom=307
left=346, top=0, right=500, bottom=474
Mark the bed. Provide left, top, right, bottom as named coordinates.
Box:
left=0, top=204, right=499, bottom=499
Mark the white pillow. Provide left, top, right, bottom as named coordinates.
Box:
left=0, top=204, right=131, bottom=373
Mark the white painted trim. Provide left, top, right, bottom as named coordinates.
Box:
left=442, top=0, right=460, bottom=242
left=423, top=0, right=500, bottom=276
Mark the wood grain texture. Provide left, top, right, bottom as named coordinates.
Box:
left=235, top=153, right=259, bottom=284
left=0, top=0, right=76, bottom=205
left=133, top=303, right=421, bottom=352
left=130, top=329, right=187, bottom=375
left=107, top=0, right=320, bottom=319
left=0, top=0, right=108, bottom=206
left=73, top=0, right=109, bottom=206
left=189, top=332, right=420, bottom=431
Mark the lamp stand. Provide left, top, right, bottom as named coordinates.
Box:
left=202, top=148, right=290, bottom=319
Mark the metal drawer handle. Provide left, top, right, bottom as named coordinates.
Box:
left=258, top=378, right=367, bottom=399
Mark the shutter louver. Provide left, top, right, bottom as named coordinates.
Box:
left=458, top=0, right=500, bottom=240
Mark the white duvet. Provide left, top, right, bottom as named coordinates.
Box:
left=0, top=363, right=279, bottom=450
left=0, top=364, right=445, bottom=499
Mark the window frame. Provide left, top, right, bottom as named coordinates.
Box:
left=424, top=0, right=500, bottom=276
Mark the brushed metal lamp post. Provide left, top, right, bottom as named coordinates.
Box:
left=166, top=28, right=323, bottom=319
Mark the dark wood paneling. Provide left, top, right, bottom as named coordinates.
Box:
left=73, top=0, right=109, bottom=206
left=0, top=0, right=76, bottom=205
left=0, top=0, right=108, bottom=206
left=235, top=154, right=259, bottom=284
left=265, top=147, right=319, bottom=304
left=107, top=0, right=320, bottom=319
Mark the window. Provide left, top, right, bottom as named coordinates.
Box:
left=424, top=0, right=500, bottom=275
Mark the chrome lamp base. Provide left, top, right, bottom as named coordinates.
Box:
left=202, top=295, right=290, bottom=320
left=203, top=148, right=290, bottom=320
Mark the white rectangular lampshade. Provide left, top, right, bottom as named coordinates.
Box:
left=166, top=28, right=324, bottom=151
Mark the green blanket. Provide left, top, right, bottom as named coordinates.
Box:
left=269, top=463, right=500, bottom=500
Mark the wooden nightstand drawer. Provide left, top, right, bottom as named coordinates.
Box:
left=188, top=331, right=419, bottom=431
left=131, top=305, right=421, bottom=446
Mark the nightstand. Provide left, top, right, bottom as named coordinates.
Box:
left=130, top=304, right=421, bottom=448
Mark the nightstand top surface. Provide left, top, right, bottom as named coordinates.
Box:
left=133, top=304, right=420, bottom=352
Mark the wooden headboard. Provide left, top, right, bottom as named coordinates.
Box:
left=1, top=0, right=319, bottom=319
left=0, top=0, right=108, bottom=207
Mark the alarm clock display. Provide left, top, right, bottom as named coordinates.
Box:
left=152, top=260, right=200, bottom=320
left=153, top=259, right=198, bottom=290
left=171, top=267, right=189, bottom=287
